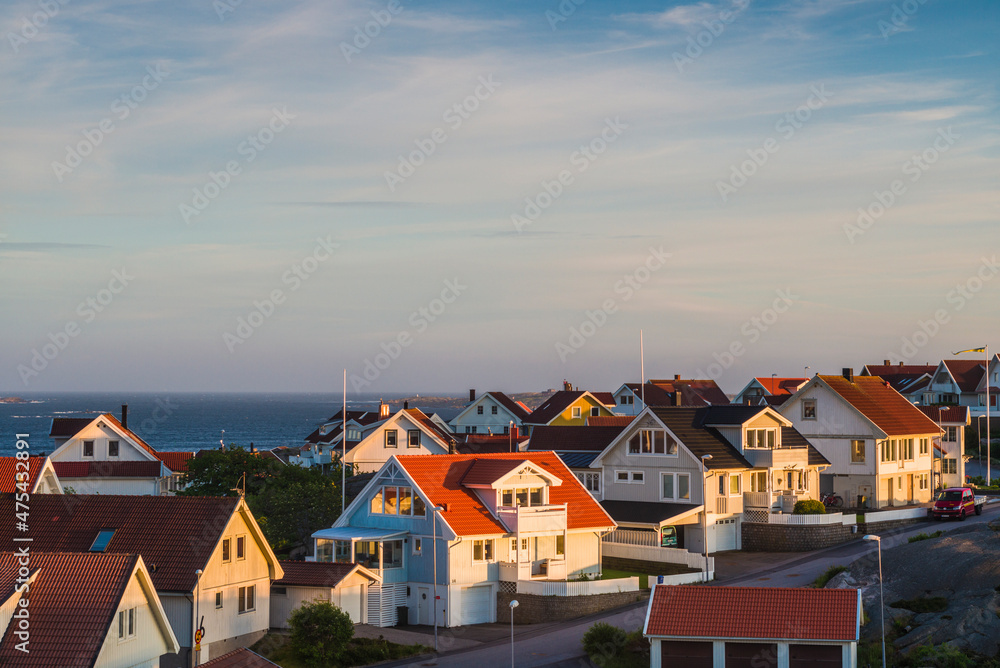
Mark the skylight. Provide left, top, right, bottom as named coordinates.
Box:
left=90, top=529, right=116, bottom=552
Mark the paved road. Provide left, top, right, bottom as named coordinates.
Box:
left=389, top=501, right=1000, bottom=668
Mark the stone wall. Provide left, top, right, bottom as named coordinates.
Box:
left=602, top=556, right=701, bottom=576
left=496, top=590, right=647, bottom=625
left=742, top=516, right=927, bottom=552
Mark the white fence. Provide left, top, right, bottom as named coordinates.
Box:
left=603, top=541, right=714, bottom=571
left=864, top=507, right=928, bottom=523
left=604, top=528, right=658, bottom=546
left=745, top=511, right=856, bottom=526
left=652, top=571, right=712, bottom=586
left=516, top=577, right=639, bottom=596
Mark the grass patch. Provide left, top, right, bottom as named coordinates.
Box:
left=908, top=531, right=944, bottom=543
left=251, top=632, right=429, bottom=668
left=889, top=596, right=949, bottom=613
left=812, top=565, right=848, bottom=588
left=601, top=568, right=649, bottom=589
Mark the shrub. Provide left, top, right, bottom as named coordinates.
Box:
left=288, top=600, right=354, bottom=667
left=903, top=643, right=977, bottom=668
left=908, top=531, right=944, bottom=543
left=812, top=565, right=848, bottom=588
left=793, top=499, right=826, bottom=514
left=583, top=622, right=628, bottom=667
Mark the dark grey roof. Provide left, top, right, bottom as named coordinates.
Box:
left=600, top=500, right=700, bottom=526
left=650, top=407, right=752, bottom=470
left=780, top=427, right=831, bottom=466
left=527, top=426, right=626, bottom=452
left=556, top=451, right=601, bottom=469
left=49, top=417, right=97, bottom=438
left=697, top=405, right=767, bottom=426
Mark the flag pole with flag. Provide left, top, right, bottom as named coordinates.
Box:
left=954, top=346, right=989, bottom=485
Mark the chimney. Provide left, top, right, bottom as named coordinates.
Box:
left=563, top=380, right=573, bottom=391
left=403, top=400, right=409, bottom=410
left=469, top=389, right=476, bottom=402
left=449, top=439, right=457, bottom=455
left=883, top=359, right=891, bottom=366
left=511, top=425, right=519, bottom=440
left=842, top=368, right=854, bottom=382
left=379, top=400, right=390, bottom=419
left=674, top=374, right=681, bottom=380
left=121, top=404, right=128, bottom=430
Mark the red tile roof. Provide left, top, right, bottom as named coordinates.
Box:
left=820, top=375, right=941, bottom=437
left=0, top=456, right=46, bottom=493
left=755, top=377, right=808, bottom=395
left=624, top=383, right=675, bottom=406
left=860, top=364, right=937, bottom=393
left=404, top=408, right=453, bottom=445
left=586, top=416, right=635, bottom=427
left=53, top=460, right=164, bottom=478
left=156, top=451, right=194, bottom=473
left=0, top=551, right=140, bottom=667
left=395, top=452, right=616, bottom=537
left=943, top=360, right=986, bottom=393
left=274, top=561, right=377, bottom=588
left=0, top=494, right=241, bottom=593
left=645, top=586, right=859, bottom=642
left=200, top=648, right=281, bottom=668
left=917, top=405, right=970, bottom=424
left=591, top=392, right=617, bottom=406
left=460, top=459, right=523, bottom=486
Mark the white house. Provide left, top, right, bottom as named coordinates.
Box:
left=344, top=408, right=455, bottom=473
left=918, top=405, right=970, bottom=488
left=269, top=561, right=381, bottom=627
left=644, top=585, right=860, bottom=668
left=780, top=370, right=940, bottom=508
left=311, top=451, right=617, bottom=627
left=450, top=390, right=531, bottom=435
left=732, top=377, right=808, bottom=406
left=0, top=551, right=179, bottom=667
left=922, top=355, right=999, bottom=419
left=0, top=494, right=284, bottom=667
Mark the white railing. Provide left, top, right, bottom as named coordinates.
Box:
left=602, top=542, right=714, bottom=571
left=864, top=507, right=928, bottom=523
left=603, top=528, right=658, bottom=547
left=743, top=491, right=772, bottom=508
left=497, top=504, right=568, bottom=534
left=516, top=577, right=639, bottom=596
left=743, top=511, right=857, bottom=526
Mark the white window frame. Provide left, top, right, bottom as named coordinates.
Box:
left=851, top=440, right=865, bottom=463
left=238, top=585, right=255, bottom=614
left=236, top=535, right=246, bottom=561
left=660, top=472, right=690, bottom=501
left=472, top=539, right=495, bottom=563
left=750, top=471, right=767, bottom=493
left=83, top=440, right=94, bottom=458
left=408, top=429, right=421, bottom=448
left=117, top=607, right=136, bottom=642
left=572, top=407, right=582, bottom=419
left=614, top=470, right=644, bottom=484
left=729, top=473, right=741, bottom=496
left=591, top=407, right=600, bottom=417
left=215, top=592, right=223, bottom=609
left=221, top=538, right=231, bottom=563
left=802, top=399, right=817, bottom=420
left=385, top=429, right=397, bottom=448
left=412, top=537, right=423, bottom=556
left=108, top=440, right=119, bottom=457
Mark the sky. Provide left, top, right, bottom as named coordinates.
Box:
left=1, top=0, right=997, bottom=395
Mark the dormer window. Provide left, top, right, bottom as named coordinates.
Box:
left=627, top=430, right=677, bottom=455
left=746, top=429, right=777, bottom=449
left=500, top=486, right=545, bottom=507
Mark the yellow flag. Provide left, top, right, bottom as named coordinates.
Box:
left=954, top=347, right=987, bottom=354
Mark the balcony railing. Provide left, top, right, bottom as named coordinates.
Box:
left=499, top=558, right=567, bottom=582
left=742, top=446, right=809, bottom=469
left=497, top=504, right=567, bottom=534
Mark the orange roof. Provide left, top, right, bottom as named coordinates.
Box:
left=200, top=648, right=280, bottom=668
left=404, top=408, right=453, bottom=444
left=821, top=375, right=941, bottom=437
left=156, top=451, right=195, bottom=473
left=0, top=456, right=46, bottom=493
left=755, top=377, right=807, bottom=395
left=395, top=452, right=615, bottom=537
left=645, top=586, right=859, bottom=642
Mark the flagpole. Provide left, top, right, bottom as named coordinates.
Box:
left=640, top=329, right=645, bottom=413
left=342, top=369, right=347, bottom=513
left=986, top=346, right=990, bottom=485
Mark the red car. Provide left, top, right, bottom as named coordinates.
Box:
left=932, top=487, right=984, bottom=520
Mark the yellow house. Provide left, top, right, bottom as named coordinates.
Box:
left=524, top=390, right=616, bottom=433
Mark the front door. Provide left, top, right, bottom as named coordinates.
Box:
left=417, top=587, right=431, bottom=626
left=907, top=474, right=914, bottom=502
left=885, top=477, right=894, bottom=507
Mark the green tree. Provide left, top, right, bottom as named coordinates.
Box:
left=177, top=446, right=277, bottom=497
left=249, top=463, right=342, bottom=554
left=288, top=600, right=354, bottom=667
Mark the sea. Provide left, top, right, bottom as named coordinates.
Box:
left=0, top=392, right=458, bottom=458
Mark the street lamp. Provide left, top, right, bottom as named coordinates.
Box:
left=701, top=454, right=713, bottom=583
left=509, top=421, right=514, bottom=453
left=432, top=505, right=445, bottom=652
left=509, top=600, right=519, bottom=668
left=192, top=569, right=203, bottom=668
left=863, top=535, right=885, bottom=668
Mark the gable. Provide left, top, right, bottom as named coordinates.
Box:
left=348, top=412, right=449, bottom=465
left=200, top=502, right=283, bottom=590
left=49, top=416, right=159, bottom=464
left=594, top=411, right=702, bottom=470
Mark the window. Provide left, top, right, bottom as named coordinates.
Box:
left=662, top=473, right=690, bottom=500
left=750, top=471, right=767, bottom=493
left=615, top=471, right=644, bottom=484
left=621, top=395, right=633, bottom=405
left=471, top=426, right=477, bottom=434
left=501, top=489, right=513, bottom=506
left=746, top=429, right=776, bottom=449
left=399, top=486, right=413, bottom=515
left=943, top=427, right=957, bottom=442
left=354, top=541, right=379, bottom=569
left=851, top=440, right=865, bottom=463
left=572, top=407, right=582, bottom=419
left=881, top=440, right=898, bottom=463
left=678, top=474, right=690, bottom=499
left=591, top=407, right=600, bottom=417
left=372, top=486, right=425, bottom=516
left=802, top=399, right=817, bottom=420
left=944, top=458, right=957, bottom=474
left=334, top=540, right=351, bottom=563
left=385, top=430, right=397, bottom=448
left=371, top=488, right=383, bottom=513
left=492, top=406, right=498, bottom=415
left=477, top=406, right=484, bottom=415
left=216, top=592, right=223, bottom=608
left=271, top=586, right=286, bottom=596
left=408, top=430, right=420, bottom=447
left=222, top=538, right=231, bottom=563
left=901, top=439, right=914, bottom=461
left=556, top=534, right=565, bottom=556
left=384, top=486, right=398, bottom=514
left=412, top=537, right=423, bottom=555
left=83, top=440, right=94, bottom=457
left=90, top=529, right=116, bottom=552
left=236, top=535, right=246, bottom=560
left=108, top=440, right=119, bottom=457
left=898, top=476, right=903, bottom=490
left=730, top=474, right=741, bottom=496
left=238, top=585, right=255, bottom=613
left=919, top=438, right=929, bottom=455
left=576, top=472, right=600, bottom=493
left=521, top=538, right=528, bottom=551
left=918, top=474, right=929, bottom=490
left=316, top=539, right=333, bottom=562
left=118, top=608, right=136, bottom=641
left=627, top=430, right=677, bottom=455
left=662, top=473, right=674, bottom=500
left=632, top=471, right=644, bottom=483
left=382, top=540, right=404, bottom=568
left=473, top=539, right=495, bottom=562
left=510, top=486, right=545, bottom=506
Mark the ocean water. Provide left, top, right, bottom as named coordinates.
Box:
left=0, top=392, right=442, bottom=458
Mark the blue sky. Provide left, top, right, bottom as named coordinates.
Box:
left=1, top=0, right=997, bottom=394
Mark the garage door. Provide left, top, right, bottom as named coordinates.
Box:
left=715, top=517, right=738, bottom=551
left=661, top=640, right=712, bottom=668
left=790, top=644, right=841, bottom=668
left=340, top=585, right=363, bottom=624
left=725, top=642, right=777, bottom=668
left=459, top=585, right=493, bottom=626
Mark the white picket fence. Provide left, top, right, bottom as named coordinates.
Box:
left=604, top=528, right=659, bottom=546
left=516, top=577, right=639, bottom=596
left=757, top=511, right=856, bottom=526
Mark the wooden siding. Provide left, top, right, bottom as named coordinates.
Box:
left=350, top=414, right=449, bottom=473
left=94, top=569, right=175, bottom=668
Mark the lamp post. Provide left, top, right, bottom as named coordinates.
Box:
left=192, top=569, right=203, bottom=668
left=432, top=505, right=444, bottom=652
left=863, top=535, right=885, bottom=668
left=509, top=421, right=514, bottom=453
left=700, top=454, right=713, bottom=583
left=509, top=600, right=519, bottom=668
